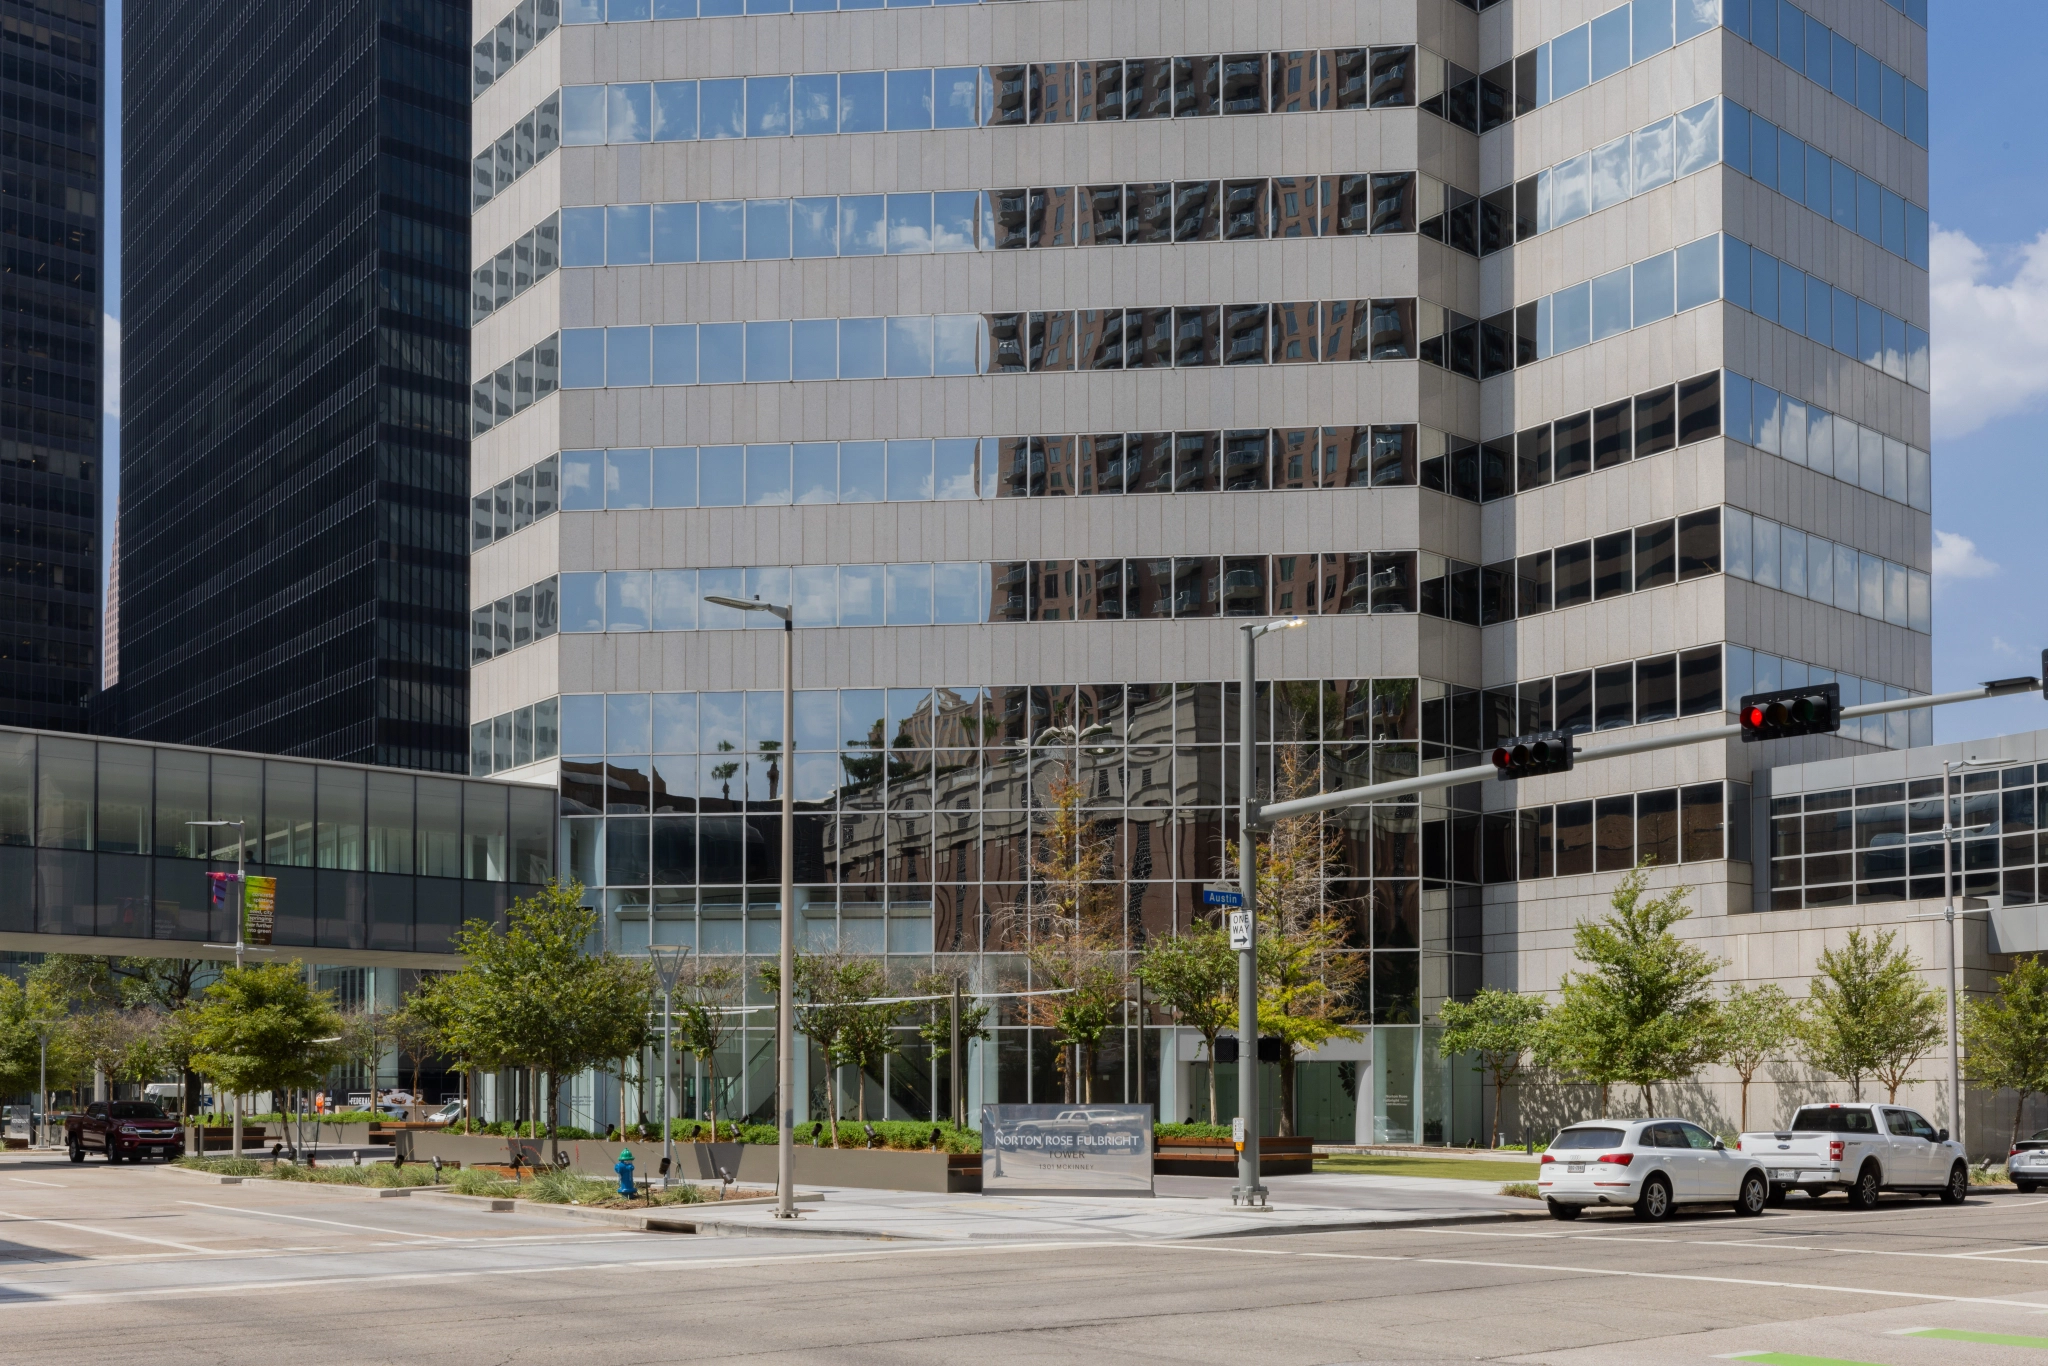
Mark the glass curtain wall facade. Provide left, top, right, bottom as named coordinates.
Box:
left=0, top=724, right=553, bottom=955
left=116, top=0, right=472, bottom=771
left=469, top=0, right=1931, bottom=1144
left=0, top=0, right=102, bottom=733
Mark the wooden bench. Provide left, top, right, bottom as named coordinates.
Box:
left=1154, top=1136, right=1316, bottom=1176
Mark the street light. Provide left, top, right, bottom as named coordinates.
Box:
left=705, top=592, right=798, bottom=1219
left=648, top=946, right=690, bottom=1190
left=1912, top=756, right=1998, bottom=1155
left=190, top=818, right=253, bottom=1157
left=1234, top=615, right=1305, bottom=1209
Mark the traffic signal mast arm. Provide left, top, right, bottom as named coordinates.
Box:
left=1253, top=675, right=2044, bottom=826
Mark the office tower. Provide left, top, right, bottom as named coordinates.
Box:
left=0, top=0, right=104, bottom=733
left=467, top=0, right=1932, bottom=1142
left=116, top=0, right=474, bottom=771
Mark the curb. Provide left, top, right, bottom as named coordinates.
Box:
left=414, top=1189, right=824, bottom=1229
left=660, top=1202, right=1551, bottom=1243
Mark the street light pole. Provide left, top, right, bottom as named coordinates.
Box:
left=1234, top=616, right=1304, bottom=1209
left=191, top=818, right=248, bottom=1156
left=648, top=947, right=689, bottom=1190
left=705, top=592, right=798, bottom=1219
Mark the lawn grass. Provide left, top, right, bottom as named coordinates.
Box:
left=1314, top=1153, right=1542, bottom=1182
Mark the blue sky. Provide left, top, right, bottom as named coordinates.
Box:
left=94, top=1, right=2048, bottom=743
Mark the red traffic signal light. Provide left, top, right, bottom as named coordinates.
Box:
left=1739, top=683, right=1841, bottom=742
left=1491, top=731, right=1575, bottom=780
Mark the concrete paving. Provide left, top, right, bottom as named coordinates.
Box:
left=665, top=1169, right=1539, bottom=1241
left=6, top=1152, right=2048, bottom=1363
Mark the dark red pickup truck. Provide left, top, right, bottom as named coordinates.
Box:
left=67, top=1101, right=183, bottom=1163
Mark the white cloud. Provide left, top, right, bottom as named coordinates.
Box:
left=1931, top=529, right=1999, bottom=586
left=1930, top=226, right=2048, bottom=439
left=102, top=312, right=118, bottom=420
left=1992, top=636, right=2021, bottom=658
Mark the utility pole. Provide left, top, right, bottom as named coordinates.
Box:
left=649, top=947, right=689, bottom=1190
left=193, top=818, right=248, bottom=1157
left=949, top=980, right=962, bottom=1129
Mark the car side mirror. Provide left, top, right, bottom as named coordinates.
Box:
left=1937, top=1129, right=1949, bottom=1143
left=1712, top=1139, right=1725, bottom=1150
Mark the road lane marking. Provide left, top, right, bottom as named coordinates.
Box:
left=6, top=1179, right=64, bottom=1189
left=1719, top=1355, right=1886, bottom=1365
left=0, top=1209, right=226, bottom=1256
left=176, top=1201, right=457, bottom=1241
left=1412, top=1223, right=2048, bottom=1266
left=0, top=1239, right=1114, bottom=1307
left=1148, top=1242, right=2048, bottom=1309
left=1902, top=1327, right=2048, bottom=1347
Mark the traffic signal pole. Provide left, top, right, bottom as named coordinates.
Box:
left=1253, top=677, right=2043, bottom=827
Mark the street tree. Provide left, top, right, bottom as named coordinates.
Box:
left=185, top=963, right=346, bottom=1155
left=1801, top=928, right=1941, bottom=1103
left=1541, top=865, right=1724, bottom=1116
left=1964, top=957, right=2048, bottom=1147
left=673, top=958, right=743, bottom=1139
left=1714, top=982, right=1802, bottom=1132
left=388, top=977, right=454, bottom=1111
left=1224, top=748, right=1367, bottom=1136
left=761, top=953, right=886, bottom=1144
left=0, top=975, right=80, bottom=1110
left=1010, top=745, right=1126, bottom=1104
left=441, top=882, right=653, bottom=1160
left=912, top=968, right=991, bottom=1125
left=1134, top=920, right=1237, bottom=1124
left=1436, top=988, right=1548, bottom=1149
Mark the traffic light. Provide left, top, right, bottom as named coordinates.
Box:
left=1491, top=731, right=1575, bottom=780
left=1739, top=683, right=1841, bottom=742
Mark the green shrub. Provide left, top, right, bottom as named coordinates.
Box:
left=521, top=1169, right=618, bottom=1205
left=448, top=1167, right=517, bottom=1197
left=1155, top=1123, right=1233, bottom=1140
left=440, top=1121, right=597, bottom=1140
left=265, top=1161, right=442, bottom=1187
left=1499, top=1182, right=1542, bottom=1200
left=172, top=1155, right=261, bottom=1176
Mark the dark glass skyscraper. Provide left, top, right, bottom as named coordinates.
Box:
left=0, top=0, right=103, bottom=733
left=118, top=0, right=471, bottom=770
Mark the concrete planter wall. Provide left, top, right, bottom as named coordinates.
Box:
left=395, top=1131, right=981, bottom=1192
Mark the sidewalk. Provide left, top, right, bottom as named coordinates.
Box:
left=659, top=1171, right=1544, bottom=1242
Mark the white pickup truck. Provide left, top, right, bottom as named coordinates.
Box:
left=1738, top=1102, right=1968, bottom=1208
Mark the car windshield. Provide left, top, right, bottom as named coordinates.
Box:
left=1790, top=1106, right=1879, bottom=1133
left=1550, top=1126, right=1626, bottom=1150
left=2032, top=1130, right=2048, bottom=1141
left=109, top=1102, right=167, bottom=1119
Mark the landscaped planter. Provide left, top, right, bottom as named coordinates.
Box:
left=1154, top=1135, right=1315, bottom=1176
left=393, top=1131, right=981, bottom=1192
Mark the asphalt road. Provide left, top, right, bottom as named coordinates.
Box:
left=5, top=1154, right=2048, bottom=1364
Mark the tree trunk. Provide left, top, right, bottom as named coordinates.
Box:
left=1490, top=1075, right=1503, bottom=1150
left=1739, top=1074, right=1750, bottom=1134
left=827, top=1061, right=840, bottom=1146
left=1083, top=1043, right=1094, bottom=1104
left=1639, top=1083, right=1653, bottom=1117
left=2015, top=1090, right=2031, bottom=1151
left=857, top=1062, right=868, bottom=1122
left=1599, top=1083, right=1610, bottom=1118
left=706, top=1053, right=719, bottom=1142
left=546, top=1070, right=559, bottom=1165
left=1206, top=1036, right=1219, bottom=1125
left=1278, top=1055, right=1296, bottom=1138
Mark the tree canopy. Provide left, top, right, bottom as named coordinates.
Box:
left=1964, top=956, right=2048, bottom=1147
left=1801, top=928, right=1940, bottom=1103
left=1437, top=988, right=1547, bottom=1148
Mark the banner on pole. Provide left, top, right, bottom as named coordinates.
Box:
left=242, top=876, right=276, bottom=946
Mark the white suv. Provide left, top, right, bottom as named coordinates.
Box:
left=1539, top=1118, right=1771, bottom=1222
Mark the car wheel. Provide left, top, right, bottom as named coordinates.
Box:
left=1633, top=1175, right=1675, bottom=1222
left=106, top=1147, right=121, bottom=1164
left=67, top=1139, right=83, bottom=1164
left=2017, top=1181, right=2038, bottom=1194
left=1546, top=1200, right=1581, bottom=1221
left=1940, top=1162, right=1969, bottom=1205
left=1765, top=1183, right=1787, bottom=1207
left=1846, top=1163, right=1882, bottom=1210
left=1736, top=1171, right=1769, bottom=1216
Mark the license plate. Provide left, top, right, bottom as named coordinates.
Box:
left=1772, top=1168, right=1801, bottom=1180
left=1567, top=1162, right=1585, bottom=1174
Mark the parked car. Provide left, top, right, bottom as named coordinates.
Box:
left=1737, top=1102, right=1968, bottom=1206
left=425, top=1098, right=467, bottom=1126
left=1011, top=1108, right=1136, bottom=1138
left=66, top=1101, right=183, bottom=1163
left=2008, top=1130, right=2048, bottom=1192
left=1538, top=1118, right=1770, bottom=1222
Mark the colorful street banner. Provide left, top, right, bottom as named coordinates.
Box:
left=242, top=875, right=276, bottom=946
